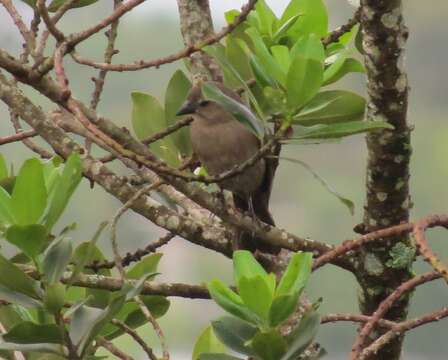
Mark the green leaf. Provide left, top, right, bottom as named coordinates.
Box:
left=238, top=276, right=273, bottom=321
left=44, top=153, right=82, bottom=231
left=252, top=0, right=277, bottom=38
left=3, top=322, right=62, bottom=344
left=211, top=316, right=257, bottom=356
left=193, top=326, right=226, bottom=360
left=5, top=224, right=48, bottom=259
left=271, top=45, right=291, bottom=73
left=0, top=154, right=7, bottom=179
left=293, top=90, right=366, bottom=125
left=0, top=253, right=41, bottom=299
left=47, top=0, right=99, bottom=12
left=291, top=34, right=325, bottom=62
left=293, top=121, right=394, bottom=139
left=251, top=330, right=287, bottom=360
left=233, top=250, right=267, bottom=284
left=269, top=294, right=299, bottom=327
left=201, top=83, right=265, bottom=139
left=263, top=87, right=288, bottom=115
left=278, top=156, right=355, bottom=215
left=68, top=222, right=107, bottom=285
left=0, top=342, right=65, bottom=355
left=246, top=28, right=286, bottom=86
left=225, top=10, right=240, bottom=25
left=11, top=159, right=47, bottom=225
left=272, top=15, right=301, bottom=43
left=281, top=311, right=321, bottom=360
left=323, top=52, right=347, bottom=85
left=131, top=92, right=179, bottom=166
left=18, top=0, right=36, bottom=8
left=323, top=58, right=365, bottom=85
left=0, top=285, right=42, bottom=308
left=164, top=70, right=192, bottom=156
left=102, top=295, right=170, bottom=340
left=276, top=252, right=313, bottom=297
left=0, top=186, right=14, bottom=225
left=42, top=237, right=73, bottom=284
left=126, top=253, right=162, bottom=279
left=286, top=55, right=323, bottom=111
left=279, top=0, right=328, bottom=39
left=44, top=283, right=66, bottom=314
left=225, top=36, right=253, bottom=83
left=207, top=279, right=259, bottom=325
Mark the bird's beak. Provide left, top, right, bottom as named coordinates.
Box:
left=176, top=101, right=196, bottom=116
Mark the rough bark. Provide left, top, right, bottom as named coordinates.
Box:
left=357, top=1, right=412, bottom=359
left=176, top=0, right=222, bottom=81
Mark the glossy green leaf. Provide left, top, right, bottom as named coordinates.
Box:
left=246, top=28, right=286, bottom=86
left=248, top=54, right=277, bottom=88
left=272, top=15, right=301, bottom=43
left=0, top=253, right=41, bottom=299
left=0, top=186, right=15, bottom=225
left=3, top=322, right=62, bottom=344
left=293, top=90, right=366, bottom=125
left=323, top=58, right=365, bottom=85
left=238, top=276, right=273, bottom=321
left=44, top=153, right=82, bottom=231
left=201, top=82, right=265, bottom=139
left=193, top=326, right=226, bottom=360
left=269, top=294, right=299, bottom=327
left=252, top=0, right=277, bottom=38
left=48, top=0, right=99, bottom=12
left=71, top=239, right=111, bottom=308
left=0, top=176, right=15, bottom=195
left=286, top=55, right=323, bottom=111
left=0, top=154, right=7, bottom=179
left=294, top=121, right=394, bottom=139
left=5, top=224, right=48, bottom=259
left=11, top=159, right=47, bottom=225
left=68, top=222, right=108, bottom=285
left=211, top=316, right=257, bottom=356
left=279, top=157, right=355, bottom=215
left=225, top=10, right=240, bottom=25
left=164, top=70, right=192, bottom=156
left=276, top=252, right=313, bottom=297
left=102, top=295, right=170, bottom=340
left=291, top=34, right=325, bottom=62
left=271, top=45, right=291, bottom=73
left=233, top=250, right=268, bottom=284
left=281, top=311, right=321, bottom=360
left=44, top=283, right=66, bottom=314
left=131, top=92, right=179, bottom=166
left=279, top=0, right=328, bottom=39
left=207, top=279, right=259, bottom=325
left=0, top=285, right=42, bottom=308
left=263, top=87, right=288, bottom=115
left=204, top=45, right=264, bottom=120
left=338, top=24, right=360, bottom=46
left=126, top=253, right=162, bottom=279
left=251, top=330, right=287, bottom=360
left=323, top=52, right=347, bottom=85
left=226, top=36, right=252, bottom=83
left=42, top=237, right=73, bottom=284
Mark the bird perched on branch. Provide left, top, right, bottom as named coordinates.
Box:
left=176, top=81, right=277, bottom=251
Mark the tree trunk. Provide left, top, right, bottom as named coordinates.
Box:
left=357, top=1, right=412, bottom=359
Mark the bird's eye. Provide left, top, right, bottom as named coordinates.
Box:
left=199, top=100, right=210, bottom=107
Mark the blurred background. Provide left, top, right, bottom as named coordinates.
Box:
left=1, top=0, right=447, bottom=359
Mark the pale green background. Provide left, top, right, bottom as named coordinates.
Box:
left=0, top=1, right=447, bottom=359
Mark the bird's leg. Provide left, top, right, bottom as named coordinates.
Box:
left=247, top=196, right=262, bottom=237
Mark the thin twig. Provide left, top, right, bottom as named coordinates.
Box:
left=36, top=0, right=65, bottom=42
left=110, top=181, right=164, bottom=278
left=134, top=295, right=170, bottom=360
left=321, top=7, right=361, bottom=47
left=350, top=271, right=442, bottom=360
left=0, top=129, right=37, bottom=145
left=97, top=337, right=134, bottom=360
left=111, top=319, right=158, bottom=360
left=70, top=0, right=257, bottom=72
left=0, top=0, right=34, bottom=51
left=360, top=307, right=448, bottom=359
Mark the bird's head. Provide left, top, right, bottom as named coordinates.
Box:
left=175, top=83, right=210, bottom=116
left=176, top=81, right=243, bottom=117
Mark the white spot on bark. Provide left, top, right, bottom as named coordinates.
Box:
left=381, top=8, right=401, bottom=29
left=396, top=74, right=407, bottom=92
left=156, top=216, right=166, bottom=227
left=376, top=192, right=388, bottom=202
left=166, top=215, right=180, bottom=230
left=364, top=253, right=384, bottom=276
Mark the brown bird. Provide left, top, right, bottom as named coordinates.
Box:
left=176, top=82, right=276, bottom=250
